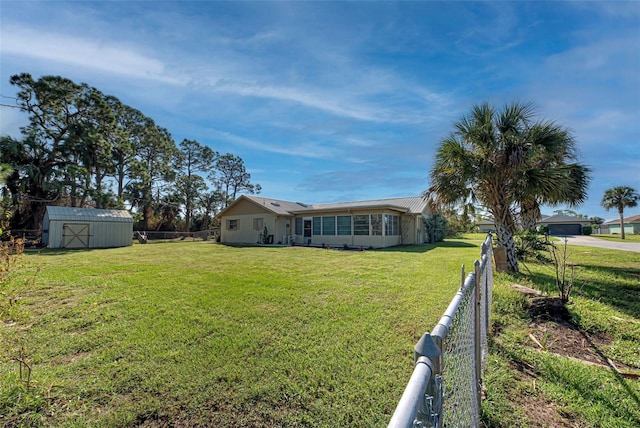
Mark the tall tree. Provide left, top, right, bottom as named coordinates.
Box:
left=211, top=153, right=261, bottom=208
left=0, top=134, right=64, bottom=230
left=9, top=73, right=114, bottom=208
left=175, top=139, right=217, bottom=232
left=196, top=190, right=225, bottom=231
left=601, top=186, right=639, bottom=240
left=105, top=98, right=155, bottom=205
left=0, top=164, right=13, bottom=233
left=427, top=102, right=588, bottom=272
left=126, top=125, right=177, bottom=230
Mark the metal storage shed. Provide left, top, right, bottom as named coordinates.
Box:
left=42, top=206, right=133, bottom=249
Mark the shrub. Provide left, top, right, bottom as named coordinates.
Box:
left=423, top=214, right=447, bottom=243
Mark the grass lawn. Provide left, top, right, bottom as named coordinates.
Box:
left=2, top=237, right=485, bottom=427
left=482, top=242, right=640, bottom=427
left=592, top=233, right=640, bottom=243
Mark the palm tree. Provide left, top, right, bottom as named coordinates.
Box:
left=601, top=186, right=639, bottom=239
left=427, top=102, right=590, bottom=272
left=517, top=134, right=591, bottom=232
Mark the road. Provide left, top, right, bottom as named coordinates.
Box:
left=557, top=235, right=640, bottom=253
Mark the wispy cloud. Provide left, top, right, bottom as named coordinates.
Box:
left=1, top=24, right=185, bottom=85
left=202, top=128, right=340, bottom=160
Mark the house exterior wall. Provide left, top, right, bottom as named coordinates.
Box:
left=608, top=223, right=640, bottom=234
left=218, top=196, right=430, bottom=248
left=290, top=209, right=420, bottom=248
left=477, top=223, right=494, bottom=233
left=221, top=213, right=277, bottom=244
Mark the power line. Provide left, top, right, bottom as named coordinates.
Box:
left=0, top=103, right=21, bottom=109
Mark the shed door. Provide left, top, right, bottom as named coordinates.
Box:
left=63, top=223, right=90, bottom=248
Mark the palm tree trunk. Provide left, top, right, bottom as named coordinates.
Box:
left=495, top=222, right=519, bottom=273
left=619, top=210, right=626, bottom=240
left=520, top=198, right=541, bottom=232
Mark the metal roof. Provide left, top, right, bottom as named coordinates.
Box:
left=604, top=214, right=640, bottom=225
left=538, top=214, right=591, bottom=224
left=227, top=195, right=429, bottom=216
left=304, top=196, right=429, bottom=214
left=45, top=206, right=133, bottom=223
left=240, top=196, right=313, bottom=215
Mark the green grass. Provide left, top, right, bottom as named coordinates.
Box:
left=482, top=243, right=640, bottom=427
left=592, top=234, right=640, bottom=242
left=1, top=238, right=485, bottom=427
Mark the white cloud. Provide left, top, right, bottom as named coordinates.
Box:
left=203, top=128, right=339, bottom=160
left=1, top=24, right=185, bottom=85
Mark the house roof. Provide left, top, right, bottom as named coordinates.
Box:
left=45, top=206, right=133, bottom=223
left=538, top=214, right=591, bottom=224
left=237, top=195, right=313, bottom=216
left=218, top=195, right=429, bottom=217
left=299, top=196, right=429, bottom=215
left=604, top=214, right=640, bottom=225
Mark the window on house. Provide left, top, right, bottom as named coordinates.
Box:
left=322, top=216, right=336, bottom=235
left=253, top=218, right=264, bottom=230
left=337, top=215, right=351, bottom=235
left=371, top=214, right=383, bottom=235
left=227, top=219, right=238, bottom=230
left=354, top=215, right=369, bottom=235
left=295, top=217, right=303, bottom=235
left=385, top=214, right=400, bottom=235
left=312, top=217, right=321, bottom=235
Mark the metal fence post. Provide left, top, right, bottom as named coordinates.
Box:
left=473, top=260, right=482, bottom=411
left=388, top=234, right=495, bottom=427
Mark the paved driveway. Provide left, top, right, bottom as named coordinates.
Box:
left=555, top=235, right=640, bottom=253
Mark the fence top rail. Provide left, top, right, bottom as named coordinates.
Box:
left=430, top=269, right=476, bottom=339
left=387, top=356, right=434, bottom=428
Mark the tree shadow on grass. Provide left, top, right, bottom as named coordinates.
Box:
left=374, top=240, right=478, bottom=253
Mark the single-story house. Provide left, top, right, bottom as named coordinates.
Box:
left=537, top=214, right=592, bottom=236
left=42, top=206, right=134, bottom=249
left=604, top=214, right=640, bottom=235
left=476, top=219, right=496, bottom=233
left=217, top=195, right=431, bottom=248
left=474, top=214, right=591, bottom=235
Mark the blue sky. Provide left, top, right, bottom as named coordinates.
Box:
left=1, top=1, right=639, bottom=221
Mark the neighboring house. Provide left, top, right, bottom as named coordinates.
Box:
left=217, top=195, right=431, bottom=248
left=476, top=219, right=495, bottom=233
left=604, top=214, right=640, bottom=235
left=474, top=214, right=593, bottom=235
left=537, top=214, right=591, bottom=236
left=593, top=223, right=610, bottom=234
left=42, top=206, right=133, bottom=249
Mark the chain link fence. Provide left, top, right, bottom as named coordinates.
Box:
left=388, top=234, right=494, bottom=428
left=132, top=229, right=219, bottom=244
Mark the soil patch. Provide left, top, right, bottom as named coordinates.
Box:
left=525, top=294, right=636, bottom=372
left=500, top=285, right=640, bottom=426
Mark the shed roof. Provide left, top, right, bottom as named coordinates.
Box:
left=45, top=206, right=133, bottom=223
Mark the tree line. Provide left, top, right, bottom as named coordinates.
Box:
left=0, top=73, right=260, bottom=234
